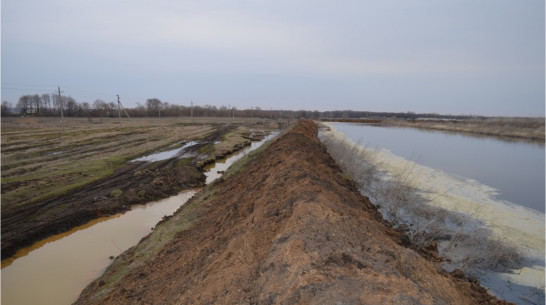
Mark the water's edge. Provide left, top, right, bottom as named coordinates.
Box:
left=323, top=123, right=545, bottom=305
left=1, top=131, right=280, bottom=305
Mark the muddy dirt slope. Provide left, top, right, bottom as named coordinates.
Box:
left=75, top=119, right=510, bottom=305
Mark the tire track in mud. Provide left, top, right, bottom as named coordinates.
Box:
left=1, top=124, right=270, bottom=260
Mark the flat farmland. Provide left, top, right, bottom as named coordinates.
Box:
left=1, top=116, right=280, bottom=259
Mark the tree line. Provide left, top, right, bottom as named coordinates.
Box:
left=2, top=94, right=482, bottom=120
left=1, top=95, right=283, bottom=119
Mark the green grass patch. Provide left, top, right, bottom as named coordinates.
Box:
left=110, top=189, right=123, bottom=198
left=3, top=155, right=131, bottom=209
left=199, top=144, right=213, bottom=154
left=177, top=158, right=192, bottom=166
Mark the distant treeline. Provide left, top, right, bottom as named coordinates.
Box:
left=0, top=94, right=500, bottom=120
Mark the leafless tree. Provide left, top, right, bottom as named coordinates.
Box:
left=2, top=101, right=12, bottom=116
left=146, top=98, right=162, bottom=116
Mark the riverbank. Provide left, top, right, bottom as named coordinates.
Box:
left=381, top=117, right=545, bottom=142
left=321, top=122, right=544, bottom=304
left=1, top=117, right=279, bottom=260
left=75, top=119, right=510, bottom=304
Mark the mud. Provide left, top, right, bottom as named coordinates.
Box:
left=1, top=122, right=277, bottom=260
left=75, top=120, right=511, bottom=305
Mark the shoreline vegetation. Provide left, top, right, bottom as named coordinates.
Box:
left=319, top=127, right=523, bottom=274
left=321, top=117, right=545, bottom=143
left=319, top=123, right=544, bottom=304
left=382, top=117, right=545, bottom=143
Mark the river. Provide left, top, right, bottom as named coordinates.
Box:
left=1, top=131, right=279, bottom=305
left=326, top=122, right=545, bottom=305
left=329, top=123, right=545, bottom=213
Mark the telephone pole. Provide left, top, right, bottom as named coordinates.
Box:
left=58, top=86, right=65, bottom=135
left=117, top=95, right=121, bottom=118
left=116, top=95, right=135, bottom=128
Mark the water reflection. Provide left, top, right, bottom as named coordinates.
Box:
left=332, top=123, right=545, bottom=212
left=373, top=124, right=545, bottom=147
left=1, top=191, right=195, bottom=305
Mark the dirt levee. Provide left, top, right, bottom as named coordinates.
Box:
left=75, top=119, right=510, bottom=304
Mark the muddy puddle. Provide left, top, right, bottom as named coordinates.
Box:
left=204, top=131, right=280, bottom=184
left=130, top=141, right=199, bottom=162
left=1, top=131, right=278, bottom=305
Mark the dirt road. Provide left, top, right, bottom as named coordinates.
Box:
left=75, top=119, right=510, bottom=305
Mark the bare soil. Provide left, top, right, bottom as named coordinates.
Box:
left=1, top=117, right=279, bottom=260
left=75, top=119, right=511, bottom=305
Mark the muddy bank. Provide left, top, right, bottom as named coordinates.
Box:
left=75, top=119, right=510, bottom=305
left=2, top=122, right=278, bottom=260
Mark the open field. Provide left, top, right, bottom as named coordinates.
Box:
left=75, top=120, right=508, bottom=305
left=1, top=117, right=280, bottom=259
left=382, top=117, right=545, bottom=142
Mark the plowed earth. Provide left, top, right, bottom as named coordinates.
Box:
left=2, top=117, right=279, bottom=260
left=75, top=120, right=511, bottom=305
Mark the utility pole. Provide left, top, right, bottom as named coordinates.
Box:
left=116, top=95, right=135, bottom=128
left=117, top=95, right=121, bottom=118
left=190, top=101, right=194, bottom=121
left=58, top=86, right=65, bottom=135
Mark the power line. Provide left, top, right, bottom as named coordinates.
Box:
left=1, top=87, right=53, bottom=92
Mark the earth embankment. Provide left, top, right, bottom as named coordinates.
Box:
left=75, top=119, right=511, bottom=305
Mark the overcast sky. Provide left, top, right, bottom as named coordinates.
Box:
left=1, top=0, right=544, bottom=116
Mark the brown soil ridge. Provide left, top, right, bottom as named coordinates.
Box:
left=75, top=119, right=511, bottom=305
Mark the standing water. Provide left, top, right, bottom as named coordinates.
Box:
left=1, top=191, right=196, bottom=305
left=1, top=131, right=279, bottom=305
left=329, top=123, right=545, bottom=212
left=325, top=122, right=545, bottom=305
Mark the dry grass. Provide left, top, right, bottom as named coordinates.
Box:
left=384, top=117, right=545, bottom=142
left=1, top=117, right=276, bottom=210
left=442, top=231, right=522, bottom=272
left=320, top=129, right=522, bottom=273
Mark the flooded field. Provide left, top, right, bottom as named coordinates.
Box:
left=1, top=124, right=279, bottom=305
left=1, top=117, right=280, bottom=260
left=324, top=123, right=545, bottom=305
left=330, top=122, right=545, bottom=212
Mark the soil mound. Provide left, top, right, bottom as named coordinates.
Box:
left=75, top=119, right=511, bottom=305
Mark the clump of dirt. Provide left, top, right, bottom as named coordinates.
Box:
left=75, top=119, right=511, bottom=305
